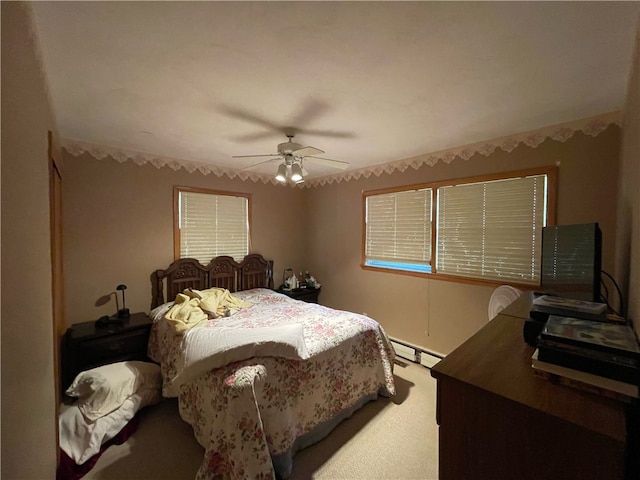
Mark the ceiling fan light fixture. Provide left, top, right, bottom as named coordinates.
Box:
left=290, top=163, right=303, bottom=182
left=275, top=163, right=287, bottom=182
left=235, top=134, right=350, bottom=180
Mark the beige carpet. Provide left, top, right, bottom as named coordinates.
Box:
left=83, top=360, right=439, bottom=480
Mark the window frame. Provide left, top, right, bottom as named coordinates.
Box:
left=173, top=185, right=252, bottom=262
left=363, top=186, right=434, bottom=274
left=361, top=166, right=557, bottom=288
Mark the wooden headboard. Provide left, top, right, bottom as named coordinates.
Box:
left=151, top=254, right=274, bottom=309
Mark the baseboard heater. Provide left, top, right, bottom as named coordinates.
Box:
left=389, top=337, right=444, bottom=369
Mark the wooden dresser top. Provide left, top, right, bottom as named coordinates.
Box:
left=431, top=292, right=628, bottom=442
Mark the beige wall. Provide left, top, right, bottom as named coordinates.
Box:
left=305, top=128, right=622, bottom=355
left=62, top=154, right=307, bottom=325
left=2, top=5, right=636, bottom=479
left=1, top=2, right=59, bottom=478
left=617, top=21, right=640, bottom=337
left=64, top=125, right=623, bottom=356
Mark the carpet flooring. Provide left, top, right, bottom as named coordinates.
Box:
left=83, top=360, right=439, bottom=480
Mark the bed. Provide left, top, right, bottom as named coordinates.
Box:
left=147, top=253, right=396, bottom=480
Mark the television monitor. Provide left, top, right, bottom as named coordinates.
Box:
left=540, top=222, right=602, bottom=303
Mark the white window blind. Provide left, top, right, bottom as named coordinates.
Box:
left=436, top=174, right=547, bottom=283
left=365, top=188, right=432, bottom=272
left=178, top=191, right=249, bottom=263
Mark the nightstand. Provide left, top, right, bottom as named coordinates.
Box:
left=62, top=312, right=153, bottom=391
left=277, top=287, right=321, bottom=304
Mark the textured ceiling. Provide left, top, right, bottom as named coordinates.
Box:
left=30, top=1, right=639, bottom=181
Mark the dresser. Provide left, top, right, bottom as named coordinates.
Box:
left=62, top=312, right=153, bottom=392
left=430, top=292, right=638, bottom=480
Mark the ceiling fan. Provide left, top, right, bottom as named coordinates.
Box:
left=233, top=134, right=349, bottom=183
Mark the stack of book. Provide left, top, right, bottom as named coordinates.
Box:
left=529, top=294, right=609, bottom=322
left=532, top=314, right=640, bottom=401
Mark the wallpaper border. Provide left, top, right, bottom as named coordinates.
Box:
left=62, top=111, right=621, bottom=188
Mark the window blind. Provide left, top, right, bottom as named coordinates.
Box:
left=365, top=188, right=432, bottom=270
left=436, top=175, right=546, bottom=283
left=178, top=191, right=249, bottom=263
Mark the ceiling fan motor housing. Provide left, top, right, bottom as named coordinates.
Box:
left=277, top=140, right=303, bottom=155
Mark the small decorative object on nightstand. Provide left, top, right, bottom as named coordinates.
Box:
left=62, top=312, right=153, bottom=392
left=282, top=268, right=296, bottom=290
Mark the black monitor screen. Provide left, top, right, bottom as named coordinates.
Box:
left=540, top=223, right=602, bottom=302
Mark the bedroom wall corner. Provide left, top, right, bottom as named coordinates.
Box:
left=62, top=154, right=307, bottom=325
left=303, top=126, right=622, bottom=356
left=616, top=16, right=640, bottom=337
left=1, top=2, right=59, bottom=478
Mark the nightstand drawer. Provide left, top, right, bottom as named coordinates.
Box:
left=78, top=328, right=149, bottom=365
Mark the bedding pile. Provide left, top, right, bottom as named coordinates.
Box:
left=58, top=361, right=162, bottom=472
left=164, top=287, right=251, bottom=334
left=148, top=288, right=396, bottom=479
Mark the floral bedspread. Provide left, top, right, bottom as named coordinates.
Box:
left=148, top=288, right=395, bottom=480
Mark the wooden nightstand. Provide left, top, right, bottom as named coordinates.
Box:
left=62, top=312, right=153, bottom=391
left=277, top=287, right=321, bottom=304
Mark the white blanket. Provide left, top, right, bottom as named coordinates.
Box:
left=172, top=323, right=309, bottom=387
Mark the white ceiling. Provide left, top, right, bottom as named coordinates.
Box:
left=30, top=1, right=639, bottom=181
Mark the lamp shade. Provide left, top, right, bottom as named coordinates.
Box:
left=290, top=163, right=303, bottom=182
left=275, top=163, right=287, bottom=182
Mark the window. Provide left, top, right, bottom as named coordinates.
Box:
left=174, top=186, right=250, bottom=263
left=437, top=174, right=547, bottom=283
left=364, top=188, right=432, bottom=273
left=362, top=167, right=556, bottom=286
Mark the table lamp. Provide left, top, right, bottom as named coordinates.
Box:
left=116, top=284, right=130, bottom=318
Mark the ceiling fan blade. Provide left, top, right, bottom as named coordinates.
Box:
left=232, top=154, right=280, bottom=159
left=305, top=156, right=350, bottom=170
left=219, top=106, right=282, bottom=131
left=296, top=127, right=357, bottom=139
left=242, top=158, right=281, bottom=170
left=294, top=146, right=324, bottom=157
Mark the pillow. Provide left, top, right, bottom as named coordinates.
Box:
left=66, top=361, right=161, bottom=421
left=59, top=388, right=161, bottom=464
left=149, top=301, right=174, bottom=323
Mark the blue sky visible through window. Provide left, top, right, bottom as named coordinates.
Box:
left=365, top=260, right=431, bottom=273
